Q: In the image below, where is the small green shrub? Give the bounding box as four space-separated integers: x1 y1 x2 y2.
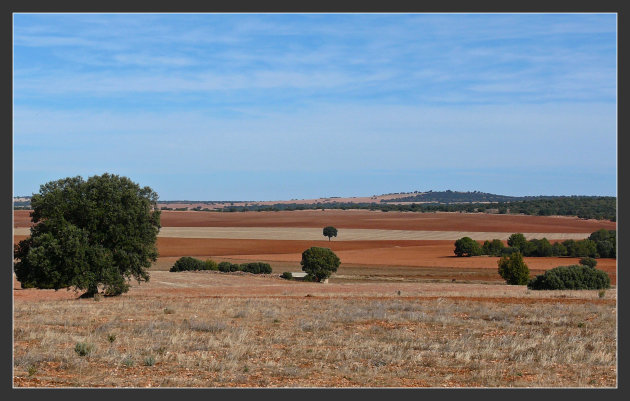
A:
203 259 219 270
107 334 117 343
497 252 530 285
218 261 240 272
579 257 598 268
122 357 134 367
74 342 93 357
143 356 156 366
527 264 611 290
170 256 206 272
238 262 272 274
280 272 293 280
27 365 37 376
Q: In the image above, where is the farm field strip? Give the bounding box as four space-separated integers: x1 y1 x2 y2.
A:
12 226 594 240
156 227 590 241
11 225 598 241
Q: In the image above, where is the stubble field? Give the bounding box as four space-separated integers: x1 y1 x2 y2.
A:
13 209 617 387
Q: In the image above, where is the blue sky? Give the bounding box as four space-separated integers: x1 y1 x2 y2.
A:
13 13 617 200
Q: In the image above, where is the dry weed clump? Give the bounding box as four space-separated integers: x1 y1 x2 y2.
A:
14 294 616 388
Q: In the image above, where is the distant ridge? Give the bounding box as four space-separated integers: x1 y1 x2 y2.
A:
380 190 559 204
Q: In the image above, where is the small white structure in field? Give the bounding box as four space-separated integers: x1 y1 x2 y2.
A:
290 272 329 283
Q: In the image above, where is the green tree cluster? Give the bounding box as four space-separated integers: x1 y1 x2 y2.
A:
14 174 161 297
476 231 616 259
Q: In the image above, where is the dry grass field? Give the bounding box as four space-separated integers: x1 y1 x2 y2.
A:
13 272 616 388
13 210 617 387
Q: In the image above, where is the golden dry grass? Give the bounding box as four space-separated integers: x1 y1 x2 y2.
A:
13 272 616 388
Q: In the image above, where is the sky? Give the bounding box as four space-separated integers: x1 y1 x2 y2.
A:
13 13 617 201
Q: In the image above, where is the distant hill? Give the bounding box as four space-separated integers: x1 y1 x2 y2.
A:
380 190 556 204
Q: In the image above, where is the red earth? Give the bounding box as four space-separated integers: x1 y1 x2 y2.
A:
13 209 616 232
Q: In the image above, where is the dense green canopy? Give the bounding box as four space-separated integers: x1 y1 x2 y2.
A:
301 247 340 282
14 173 161 297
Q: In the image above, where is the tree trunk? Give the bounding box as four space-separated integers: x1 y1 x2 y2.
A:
80 284 99 298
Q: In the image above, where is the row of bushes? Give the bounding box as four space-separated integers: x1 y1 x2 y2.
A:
169 257 217 272
454 229 616 259
169 257 272 274
497 252 611 290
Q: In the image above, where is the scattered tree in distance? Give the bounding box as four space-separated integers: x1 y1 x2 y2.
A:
323 226 338 241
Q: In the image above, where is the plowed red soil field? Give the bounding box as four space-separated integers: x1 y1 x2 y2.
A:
14 210 615 232
13 210 617 285
157 210 615 232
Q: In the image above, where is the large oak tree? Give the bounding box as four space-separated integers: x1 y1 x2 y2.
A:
14 173 161 297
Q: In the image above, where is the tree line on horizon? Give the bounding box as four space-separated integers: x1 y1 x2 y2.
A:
154 196 615 222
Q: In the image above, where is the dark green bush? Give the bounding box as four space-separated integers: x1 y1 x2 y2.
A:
525 238 553 257
481 239 504 256
588 229 616 258
170 256 206 272
561 239 598 258
552 242 567 256
497 252 530 285
507 233 527 252
500 246 520 256
239 262 272 274
453 237 482 257
527 265 611 290
579 257 598 268
280 272 293 280
74 342 93 357
218 261 241 272
203 259 219 270
301 247 340 282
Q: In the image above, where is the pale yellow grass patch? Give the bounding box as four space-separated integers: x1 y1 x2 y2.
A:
154 227 590 241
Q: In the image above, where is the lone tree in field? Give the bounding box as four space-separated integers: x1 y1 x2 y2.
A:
453 237 482 257
301 246 340 282
497 252 530 285
323 226 338 241
14 173 161 297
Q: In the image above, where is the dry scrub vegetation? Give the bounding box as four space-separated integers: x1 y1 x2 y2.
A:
14 289 616 387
